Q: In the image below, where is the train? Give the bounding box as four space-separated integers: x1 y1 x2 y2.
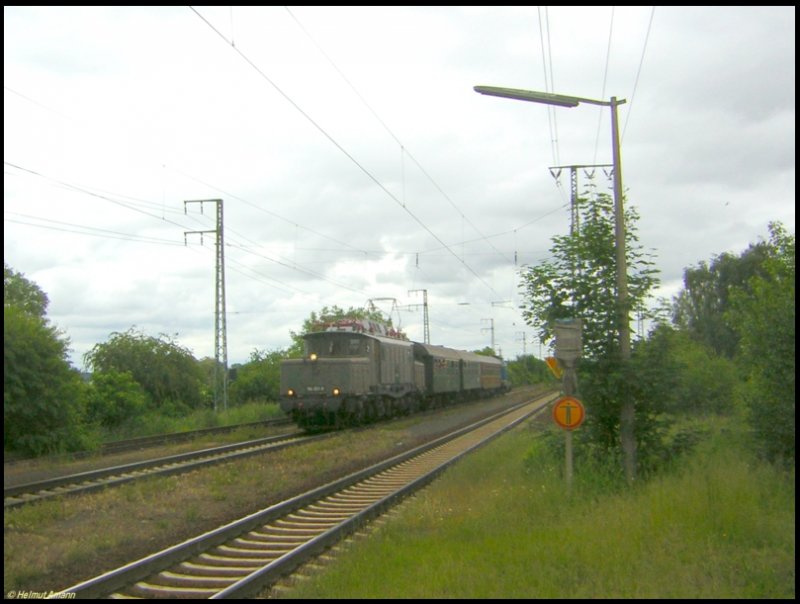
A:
280 318 509 429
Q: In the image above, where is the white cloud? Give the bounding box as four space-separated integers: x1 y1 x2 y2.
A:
4 6 794 368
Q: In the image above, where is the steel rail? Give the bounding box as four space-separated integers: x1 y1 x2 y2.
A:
3 417 293 465
98 417 293 455
49 391 558 599
4 431 322 509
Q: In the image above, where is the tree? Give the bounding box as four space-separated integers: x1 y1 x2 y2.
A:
4 265 90 455
287 305 398 357
506 354 554 387
4 262 49 318
518 190 661 481
727 222 794 464
519 192 660 359
660 327 737 416
84 327 206 414
672 243 770 357
85 370 148 428
228 348 284 405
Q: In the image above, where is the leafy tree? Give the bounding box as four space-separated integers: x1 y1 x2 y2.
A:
84 327 206 414
85 370 148 428
627 324 738 416
4 266 90 455
506 354 554 387
672 242 770 357
196 356 218 402
518 190 661 482
727 222 794 464
4 262 49 318
630 324 739 472
228 348 284 405
519 192 660 359
287 305 397 357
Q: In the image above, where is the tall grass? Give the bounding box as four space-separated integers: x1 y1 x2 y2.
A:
103 401 284 440
286 417 794 599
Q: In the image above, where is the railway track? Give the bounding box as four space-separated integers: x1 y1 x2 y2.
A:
97 418 294 456
4 417 293 465
4 430 325 510
51 391 558 599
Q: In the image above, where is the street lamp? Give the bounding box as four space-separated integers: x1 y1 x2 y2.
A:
475 85 635 480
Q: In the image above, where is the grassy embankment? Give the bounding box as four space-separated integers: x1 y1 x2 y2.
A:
100 401 285 441
286 415 795 599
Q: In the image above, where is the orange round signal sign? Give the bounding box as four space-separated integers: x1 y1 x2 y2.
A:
552 396 585 430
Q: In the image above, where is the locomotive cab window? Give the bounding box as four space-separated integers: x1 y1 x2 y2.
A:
305 334 367 358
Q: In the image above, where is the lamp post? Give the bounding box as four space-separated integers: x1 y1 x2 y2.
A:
475 85 635 482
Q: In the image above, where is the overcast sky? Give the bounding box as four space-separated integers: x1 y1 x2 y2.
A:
4 6 795 369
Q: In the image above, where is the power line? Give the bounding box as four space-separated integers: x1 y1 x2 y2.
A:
4 212 184 247
169 166 369 256
189 7 501 298
538 7 560 168
592 6 616 166
5 161 196 231
285 7 513 267
5 159 373 297
622 6 656 141
5 86 381 282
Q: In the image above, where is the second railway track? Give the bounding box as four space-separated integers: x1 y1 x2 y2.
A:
4 430 325 509
51 391 558 599
3 418 293 466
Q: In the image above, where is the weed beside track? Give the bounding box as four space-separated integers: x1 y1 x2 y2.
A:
4 389 542 595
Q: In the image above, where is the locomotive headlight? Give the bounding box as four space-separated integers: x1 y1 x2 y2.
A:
332 387 341 396
287 388 295 397
309 353 318 361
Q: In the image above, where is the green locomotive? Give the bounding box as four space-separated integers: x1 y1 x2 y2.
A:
280 319 508 428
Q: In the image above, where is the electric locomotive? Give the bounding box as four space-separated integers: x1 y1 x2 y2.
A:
280 318 508 429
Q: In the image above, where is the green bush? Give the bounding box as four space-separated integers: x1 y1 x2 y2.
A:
727 223 794 465
4 306 92 455
85 370 148 428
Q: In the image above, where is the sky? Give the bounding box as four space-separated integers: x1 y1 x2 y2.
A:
4 6 795 370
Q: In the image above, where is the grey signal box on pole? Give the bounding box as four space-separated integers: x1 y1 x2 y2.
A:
554 319 582 362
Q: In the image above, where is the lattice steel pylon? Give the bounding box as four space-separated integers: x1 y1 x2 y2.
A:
548 163 613 235
184 199 228 412
408 289 430 344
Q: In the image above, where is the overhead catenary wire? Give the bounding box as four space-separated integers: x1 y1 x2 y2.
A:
7 9 594 302
5 79 382 296
4 84 380 271
285 7 514 267
4 160 371 298
190 6 501 299
622 6 656 141
4 161 204 232
4 212 185 247
592 6 616 166
5 8 662 361
5 156 552 273
538 6 561 169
